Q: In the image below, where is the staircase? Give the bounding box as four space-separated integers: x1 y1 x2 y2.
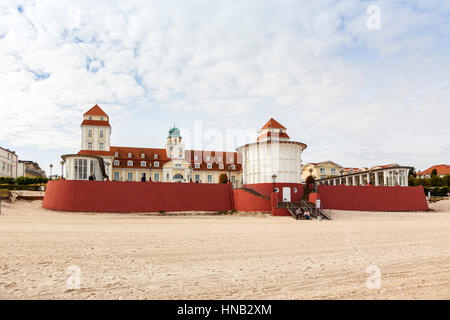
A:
240 187 270 200
284 200 331 220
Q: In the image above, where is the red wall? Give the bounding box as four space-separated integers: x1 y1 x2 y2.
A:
317 185 429 211
244 183 304 202
43 180 233 213
232 189 272 212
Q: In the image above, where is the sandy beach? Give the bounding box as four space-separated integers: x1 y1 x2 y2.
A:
0 200 449 300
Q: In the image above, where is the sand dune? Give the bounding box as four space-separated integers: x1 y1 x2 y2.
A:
0 200 449 300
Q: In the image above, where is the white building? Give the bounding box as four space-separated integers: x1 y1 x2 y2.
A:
237 118 307 184
0 146 18 178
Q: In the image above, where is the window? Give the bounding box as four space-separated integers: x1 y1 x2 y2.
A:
207 175 212 183
88 130 92 138
175 163 181 167
74 159 88 180
194 155 198 161
113 172 119 181
229 156 234 163
127 160 133 166
128 153 132 158
231 175 235 182
195 163 200 169
114 160 119 166
154 154 158 159
154 161 159 167
331 168 336 174
88 142 93 150
230 165 235 170
114 152 118 157
320 168 326 174
100 117 104 121
206 156 210 161
207 163 212 169
195 174 200 182
90 160 95 176
100 130 104 138
99 142 104 150
127 172 133 181
154 172 160 182
89 116 92 120
141 161 146 167
219 164 224 169
141 153 145 158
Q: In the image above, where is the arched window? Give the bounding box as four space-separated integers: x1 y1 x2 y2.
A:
173 174 184 180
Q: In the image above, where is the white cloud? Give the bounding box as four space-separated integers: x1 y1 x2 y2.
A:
0 0 449 172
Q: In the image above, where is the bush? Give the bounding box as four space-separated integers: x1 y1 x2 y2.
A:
0 177 15 184
219 173 228 184
15 176 48 185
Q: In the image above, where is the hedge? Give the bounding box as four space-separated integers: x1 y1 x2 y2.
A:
0 184 44 191
0 176 48 185
424 186 449 197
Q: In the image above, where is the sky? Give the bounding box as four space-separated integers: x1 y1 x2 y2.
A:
0 0 449 176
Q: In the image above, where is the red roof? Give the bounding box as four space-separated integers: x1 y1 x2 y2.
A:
77 147 242 171
84 105 108 117
420 164 450 176
257 131 290 141
81 120 111 127
261 118 286 130
78 150 115 156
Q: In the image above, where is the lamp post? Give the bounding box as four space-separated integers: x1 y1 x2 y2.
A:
339 169 344 185
228 165 233 185
149 163 152 182
105 162 110 181
189 164 193 182
49 163 53 180
60 160 65 179
272 174 277 192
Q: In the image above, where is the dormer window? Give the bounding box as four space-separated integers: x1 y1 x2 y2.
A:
128 153 132 158
154 161 159 167
89 116 92 120
230 165 236 170
127 160 133 166
141 161 146 167
114 152 118 157
207 163 212 169
114 160 119 166
219 164 224 169
194 155 198 161
195 163 200 169
154 154 158 159
100 117 104 121
141 153 145 158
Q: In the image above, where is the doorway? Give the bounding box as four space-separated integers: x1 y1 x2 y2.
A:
282 187 291 202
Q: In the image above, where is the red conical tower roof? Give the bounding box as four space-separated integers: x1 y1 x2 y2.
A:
261 118 286 130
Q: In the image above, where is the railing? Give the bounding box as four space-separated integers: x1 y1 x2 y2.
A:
283 200 331 220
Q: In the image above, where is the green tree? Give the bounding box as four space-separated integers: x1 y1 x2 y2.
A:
431 168 438 177
408 167 416 177
219 173 228 184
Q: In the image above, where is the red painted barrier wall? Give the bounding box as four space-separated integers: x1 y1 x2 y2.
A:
232 189 272 212
43 180 232 213
317 185 429 211
244 183 304 202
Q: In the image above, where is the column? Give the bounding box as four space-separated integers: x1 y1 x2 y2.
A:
367 173 370 185
345 176 349 185
352 175 356 186
359 174 363 185
383 170 387 186
375 172 379 186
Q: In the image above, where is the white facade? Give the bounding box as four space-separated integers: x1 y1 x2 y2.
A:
238 141 306 184
0 147 18 178
64 156 105 181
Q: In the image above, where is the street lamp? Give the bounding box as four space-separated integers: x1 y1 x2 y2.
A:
49 163 53 180
149 163 152 182
272 174 277 192
60 160 65 179
189 164 193 182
